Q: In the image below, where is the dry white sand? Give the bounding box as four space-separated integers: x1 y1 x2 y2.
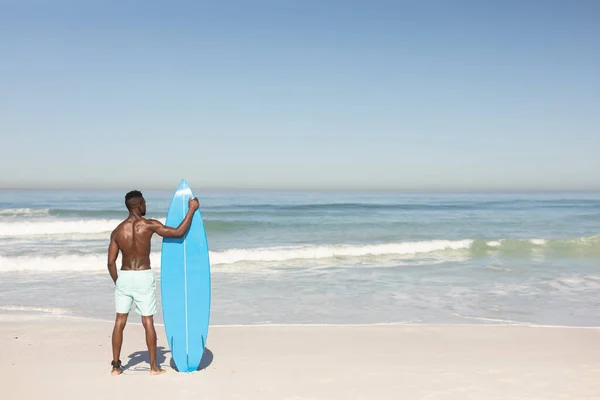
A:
2 317 600 399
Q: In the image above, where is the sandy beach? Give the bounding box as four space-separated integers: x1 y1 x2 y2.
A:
3 317 600 400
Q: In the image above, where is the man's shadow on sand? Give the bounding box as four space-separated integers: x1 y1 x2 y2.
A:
123 346 214 372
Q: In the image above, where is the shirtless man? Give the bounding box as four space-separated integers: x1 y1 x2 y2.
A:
107 190 199 376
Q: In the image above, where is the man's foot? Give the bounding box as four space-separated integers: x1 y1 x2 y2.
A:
150 367 166 375
111 360 122 376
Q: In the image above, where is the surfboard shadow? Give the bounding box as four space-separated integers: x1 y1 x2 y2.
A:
123 345 213 372
169 348 214 372
122 346 170 372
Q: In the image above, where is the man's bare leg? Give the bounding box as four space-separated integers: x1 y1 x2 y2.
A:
111 313 128 375
141 315 165 375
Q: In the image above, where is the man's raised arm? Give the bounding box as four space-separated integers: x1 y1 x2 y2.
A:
149 197 200 238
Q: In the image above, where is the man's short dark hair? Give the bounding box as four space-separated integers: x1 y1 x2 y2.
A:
125 190 143 210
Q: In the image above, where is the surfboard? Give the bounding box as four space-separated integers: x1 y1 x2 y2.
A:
160 179 211 373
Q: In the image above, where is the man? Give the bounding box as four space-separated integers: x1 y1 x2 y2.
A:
107 190 199 376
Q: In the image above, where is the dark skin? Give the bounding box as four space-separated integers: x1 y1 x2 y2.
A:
108 195 199 376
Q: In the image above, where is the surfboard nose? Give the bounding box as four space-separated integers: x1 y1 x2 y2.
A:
176 179 192 195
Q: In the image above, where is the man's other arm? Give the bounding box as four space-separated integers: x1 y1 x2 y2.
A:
107 231 119 284
149 197 200 238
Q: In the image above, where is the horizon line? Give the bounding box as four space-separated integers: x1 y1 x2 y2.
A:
1 185 600 194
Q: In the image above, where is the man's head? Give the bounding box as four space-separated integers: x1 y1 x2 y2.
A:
125 190 146 216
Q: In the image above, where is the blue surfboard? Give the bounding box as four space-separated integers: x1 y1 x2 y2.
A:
160 179 211 373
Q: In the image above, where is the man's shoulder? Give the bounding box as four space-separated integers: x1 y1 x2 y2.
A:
141 218 164 230
110 220 127 238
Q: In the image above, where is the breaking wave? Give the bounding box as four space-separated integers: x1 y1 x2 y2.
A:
0 236 598 272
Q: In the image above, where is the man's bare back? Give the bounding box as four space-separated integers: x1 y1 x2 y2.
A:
110 218 157 271
107 190 199 376
107 194 199 282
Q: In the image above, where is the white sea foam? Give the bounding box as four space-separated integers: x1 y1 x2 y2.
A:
0 208 50 216
488 265 513 272
545 276 600 293
0 254 126 272
211 240 473 264
0 305 70 315
0 240 473 272
452 313 530 325
0 218 166 237
530 239 547 245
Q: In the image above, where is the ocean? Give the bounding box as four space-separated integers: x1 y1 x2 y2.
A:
0 189 599 326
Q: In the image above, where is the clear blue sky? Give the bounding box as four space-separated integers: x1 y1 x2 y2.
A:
1 0 598 190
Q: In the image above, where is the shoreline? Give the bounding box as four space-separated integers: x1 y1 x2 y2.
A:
2 309 600 329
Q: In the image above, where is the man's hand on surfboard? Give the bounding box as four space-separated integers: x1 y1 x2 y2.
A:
189 197 200 212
